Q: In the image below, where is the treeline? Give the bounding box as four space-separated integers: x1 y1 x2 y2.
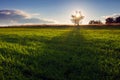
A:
106 16 120 24
89 15 120 24
89 20 103 24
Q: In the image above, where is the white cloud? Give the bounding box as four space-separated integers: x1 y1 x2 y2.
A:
0 9 56 26
103 13 120 19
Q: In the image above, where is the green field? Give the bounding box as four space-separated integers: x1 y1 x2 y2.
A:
0 26 120 80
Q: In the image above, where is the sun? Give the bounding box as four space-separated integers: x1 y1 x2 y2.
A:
71 11 84 25
76 13 80 18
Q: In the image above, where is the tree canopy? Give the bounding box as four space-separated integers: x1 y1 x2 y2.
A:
71 11 84 25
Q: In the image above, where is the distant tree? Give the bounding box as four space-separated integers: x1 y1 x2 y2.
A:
89 20 102 24
105 17 114 24
89 20 94 24
115 16 120 23
71 11 84 25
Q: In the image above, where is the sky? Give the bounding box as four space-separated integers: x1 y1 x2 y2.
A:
0 0 120 25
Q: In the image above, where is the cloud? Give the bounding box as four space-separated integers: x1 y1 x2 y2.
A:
0 9 56 25
103 13 120 19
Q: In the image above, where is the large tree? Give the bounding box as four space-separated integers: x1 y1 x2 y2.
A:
71 11 84 25
115 16 120 23
106 17 114 24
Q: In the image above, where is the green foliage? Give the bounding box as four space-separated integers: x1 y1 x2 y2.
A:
0 27 120 80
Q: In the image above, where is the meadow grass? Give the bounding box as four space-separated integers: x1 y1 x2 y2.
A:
0 26 120 80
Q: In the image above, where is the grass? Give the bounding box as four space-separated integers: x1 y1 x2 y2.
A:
0 26 120 80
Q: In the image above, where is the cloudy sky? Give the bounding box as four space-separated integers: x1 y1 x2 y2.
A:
0 0 120 25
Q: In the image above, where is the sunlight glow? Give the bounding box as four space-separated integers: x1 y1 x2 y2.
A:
76 13 80 18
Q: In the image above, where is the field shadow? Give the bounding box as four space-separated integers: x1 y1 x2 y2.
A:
38 27 120 80
33 27 102 80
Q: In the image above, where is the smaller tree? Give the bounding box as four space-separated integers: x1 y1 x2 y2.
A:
89 20 94 24
89 20 102 24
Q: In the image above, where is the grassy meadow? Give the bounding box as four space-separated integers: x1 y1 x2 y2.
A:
0 26 120 80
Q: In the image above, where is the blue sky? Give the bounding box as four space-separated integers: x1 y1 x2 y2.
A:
0 0 120 25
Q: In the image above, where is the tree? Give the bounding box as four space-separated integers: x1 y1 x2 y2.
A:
71 11 84 25
89 20 94 24
115 16 120 23
89 20 103 24
105 17 114 24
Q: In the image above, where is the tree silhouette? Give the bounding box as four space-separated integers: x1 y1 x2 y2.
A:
71 11 84 25
106 17 114 24
89 20 102 24
115 16 120 23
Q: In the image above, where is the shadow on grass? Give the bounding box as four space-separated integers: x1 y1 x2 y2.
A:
0 27 120 80
37 27 103 80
